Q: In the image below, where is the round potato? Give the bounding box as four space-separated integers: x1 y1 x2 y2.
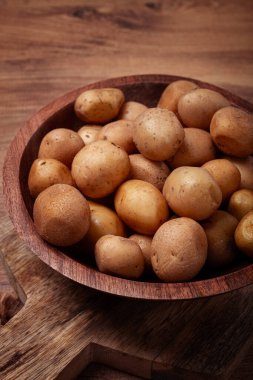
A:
133 108 185 161
118 101 147 120
74 88 125 123
129 234 153 272
115 179 169 235
129 154 170 191
225 156 253 190
228 189 253 221
151 217 207 282
33 184 90 246
38 128 84 168
95 235 144 279
71 140 130 198
234 211 253 258
163 166 222 220
178 89 230 130
210 106 253 157
98 120 136 154
78 125 102 145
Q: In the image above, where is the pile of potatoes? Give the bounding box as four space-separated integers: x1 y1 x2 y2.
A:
28 81 253 282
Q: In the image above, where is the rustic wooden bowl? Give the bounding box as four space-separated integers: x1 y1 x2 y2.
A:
3 74 253 300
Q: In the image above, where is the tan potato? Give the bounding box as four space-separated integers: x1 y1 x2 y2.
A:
129 234 153 272
95 235 144 279
33 184 90 246
158 80 199 113
115 179 169 235
77 125 102 145
38 128 84 168
28 158 75 198
151 217 207 282
98 120 136 154
74 88 125 123
225 156 253 190
234 211 253 258
133 108 185 161
228 189 253 221
169 128 216 168
201 211 238 268
202 159 241 201
129 154 170 191
178 89 230 130
71 140 130 198
118 101 147 120
210 106 253 157
163 166 222 220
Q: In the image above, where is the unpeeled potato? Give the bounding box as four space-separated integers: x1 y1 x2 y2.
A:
78 125 102 145
118 101 147 120
225 156 253 191
235 211 253 258
98 119 136 154
228 189 253 221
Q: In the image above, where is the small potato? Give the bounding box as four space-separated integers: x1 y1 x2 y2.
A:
95 235 144 279
33 184 90 246
74 88 125 123
178 89 230 130
129 154 170 191
28 158 75 198
158 80 199 113
228 189 253 221
71 140 130 198
202 159 241 201
129 234 153 272
225 156 253 190
118 101 147 120
98 120 136 154
38 128 84 168
78 125 102 145
163 166 222 220
151 218 207 282
115 179 169 235
133 108 185 161
210 106 253 157
201 211 238 268
235 211 253 258
169 128 216 168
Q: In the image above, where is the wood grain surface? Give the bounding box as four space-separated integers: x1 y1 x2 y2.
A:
0 0 253 379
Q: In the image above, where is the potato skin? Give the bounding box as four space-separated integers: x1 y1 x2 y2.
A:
118 101 147 120
234 211 253 257
129 234 153 272
228 189 253 221
78 125 102 145
98 120 136 154
225 156 253 190
74 88 125 123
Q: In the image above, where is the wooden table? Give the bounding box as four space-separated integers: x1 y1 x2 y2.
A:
1 1 253 379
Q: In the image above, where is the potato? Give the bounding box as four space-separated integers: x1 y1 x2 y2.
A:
202 159 241 201
163 166 222 220
158 80 199 113
115 179 169 235
33 184 90 246
234 211 253 258
129 154 170 191
28 158 75 198
228 189 253 221
178 89 230 130
225 156 253 190
98 120 136 154
210 106 253 157
78 125 102 145
201 211 238 268
71 140 130 198
133 108 185 161
74 88 125 123
95 235 144 279
118 101 147 120
38 128 84 168
169 128 216 168
151 217 207 282
129 234 153 272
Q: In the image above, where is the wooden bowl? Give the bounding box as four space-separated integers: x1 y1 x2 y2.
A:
3 74 253 300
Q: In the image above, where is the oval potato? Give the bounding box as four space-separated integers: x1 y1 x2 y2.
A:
78 125 102 145
98 119 136 154
118 101 147 120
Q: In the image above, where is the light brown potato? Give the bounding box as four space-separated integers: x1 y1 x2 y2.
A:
158 80 199 113
115 179 169 235
133 108 185 161
169 128 216 168
74 88 125 123
228 189 253 221
234 211 253 258
178 89 230 130
33 184 90 246
72 140 130 199
202 159 241 201
210 106 253 157
201 211 238 268
28 158 75 198
98 120 136 154
38 128 84 168
78 125 102 145
151 217 207 282
129 154 170 191
225 156 253 190
163 166 222 220
118 101 147 120
129 234 153 272
95 235 144 279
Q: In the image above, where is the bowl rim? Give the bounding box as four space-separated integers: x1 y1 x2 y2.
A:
3 74 253 300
